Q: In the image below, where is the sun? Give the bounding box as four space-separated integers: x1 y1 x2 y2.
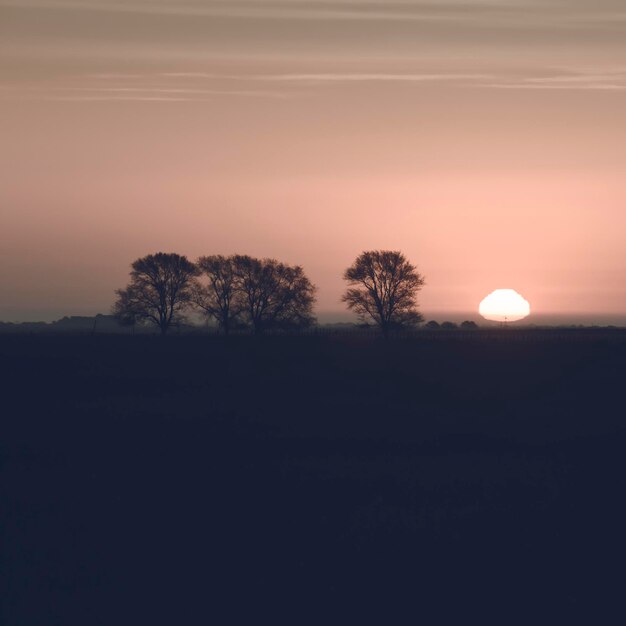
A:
479 289 530 323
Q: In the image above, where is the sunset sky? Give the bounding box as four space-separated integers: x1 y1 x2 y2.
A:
1 0 626 322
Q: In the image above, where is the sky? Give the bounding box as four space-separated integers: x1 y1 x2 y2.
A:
1 0 626 322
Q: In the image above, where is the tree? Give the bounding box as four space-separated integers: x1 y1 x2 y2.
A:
113 252 199 335
441 321 458 330
460 320 478 330
193 255 242 335
425 320 440 330
342 250 425 337
232 255 316 334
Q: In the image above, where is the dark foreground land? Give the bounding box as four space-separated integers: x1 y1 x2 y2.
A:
2 330 626 623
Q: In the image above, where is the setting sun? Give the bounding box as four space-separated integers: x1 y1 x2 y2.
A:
479 289 530 323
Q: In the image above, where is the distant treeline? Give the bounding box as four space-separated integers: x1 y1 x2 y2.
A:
3 318 626 343
113 250 427 336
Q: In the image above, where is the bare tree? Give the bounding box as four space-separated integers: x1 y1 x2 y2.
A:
193 255 242 335
113 252 199 335
342 250 425 337
232 255 316 334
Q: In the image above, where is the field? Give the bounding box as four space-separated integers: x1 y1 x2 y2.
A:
3 331 626 622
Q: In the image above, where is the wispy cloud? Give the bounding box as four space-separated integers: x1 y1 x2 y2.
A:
88 71 494 85
247 73 493 82
61 86 288 97
487 70 626 91
3 0 626 26
0 83 290 102
489 83 626 91
142 68 626 91
41 96 195 102
4 67 626 103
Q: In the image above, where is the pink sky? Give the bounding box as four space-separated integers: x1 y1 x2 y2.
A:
1 1 626 322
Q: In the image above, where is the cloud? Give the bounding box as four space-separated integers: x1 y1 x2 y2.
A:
135 68 626 91
0 82 290 102
41 95 196 102
3 0 625 78
4 66 626 104
3 0 626 26
485 69 626 90
84 71 491 83
247 72 493 82
63 86 287 96
489 83 626 90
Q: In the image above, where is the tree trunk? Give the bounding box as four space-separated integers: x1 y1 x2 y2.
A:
381 321 390 340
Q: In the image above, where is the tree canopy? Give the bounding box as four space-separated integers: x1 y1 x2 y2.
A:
342 250 425 336
113 252 199 335
193 255 242 335
232 255 316 334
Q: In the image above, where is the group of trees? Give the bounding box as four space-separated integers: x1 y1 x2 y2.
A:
113 250 426 336
194 255 316 335
114 253 316 335
425 320 478 330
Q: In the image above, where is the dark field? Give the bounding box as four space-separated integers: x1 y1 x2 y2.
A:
3 331 626 623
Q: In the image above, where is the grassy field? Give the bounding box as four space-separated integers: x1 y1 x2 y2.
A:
3 331 626 622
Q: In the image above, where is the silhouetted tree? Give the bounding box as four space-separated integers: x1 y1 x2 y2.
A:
114 307 138 335
193 255 242 335
460 320 478 330
342 250 425 337
113 252 199 335
441 321 458 330
232 255 316 334
425 320 440 330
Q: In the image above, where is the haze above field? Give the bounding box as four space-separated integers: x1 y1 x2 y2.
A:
1 0 626 322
